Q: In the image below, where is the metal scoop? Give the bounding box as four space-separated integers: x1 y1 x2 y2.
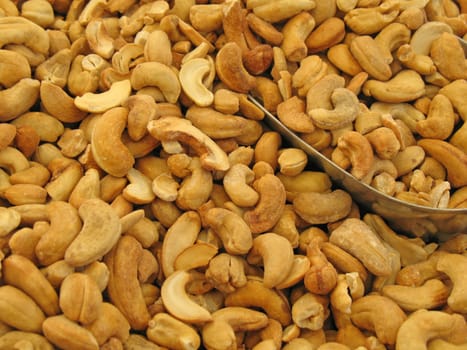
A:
248 95 467 240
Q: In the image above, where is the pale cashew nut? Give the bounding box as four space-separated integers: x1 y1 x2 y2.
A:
179 58 214 107
329 218 392 276
223 163 259 207
374 22 411 63
147 116 230 172
248 0 316 23
161 210 201 277
202 306 269 350
161 269 213 324
85 19 114 59
292 292 329 331
112 43 144 75
247 233 294 288
0 16 49 54
410 21 453 55
381 279 450 312
308 88 360 130
64 198 122 267
130 61 181 104
396 309 467 350
0 49 31 88
0 78 40 122
74 79 132 113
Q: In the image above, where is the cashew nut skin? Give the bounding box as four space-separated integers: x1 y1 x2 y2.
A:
91 106 135 178
64 198 122 267
395 309 467 350
131 61 181 104
161 269 213 324
247 233 294 288
243 173 286 234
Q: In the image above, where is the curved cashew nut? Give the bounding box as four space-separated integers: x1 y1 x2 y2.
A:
281 11 316 62
243 174 286 234
374 22 412 64
40 82 87 123
202 306 269 350
223 163 259 207
436 253 467 313
161 210 201 277
74 79 132 113
247 233 294 288
130 61 181 104
308 88 360 130
0 49 31 88
91 106 134 177
224 277 292 326
0 78 40 122
179 58 214 107
292 292 329 330
0 207 21 237
418 139 467 188
176 157 213 210
396 309 466 349
85 302 130 345
0 16 49 55
351 295 406 345
147 116 230 172
204 207 253 255
112 43 144 75
215 42 256 93
410 21 453 55
337 131 374 180
161 270 213 324
64 198 122 267
0 147 30 174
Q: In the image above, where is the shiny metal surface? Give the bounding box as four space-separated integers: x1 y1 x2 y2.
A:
248 95 467 240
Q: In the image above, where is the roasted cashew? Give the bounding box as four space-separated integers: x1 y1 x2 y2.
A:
161 270 213 324
64 198 121 267
202 307 269 350
247 233 294 288
436 253 467 313
74 79 132 113
223 163 259 207
309 88 360 130
147 117 230 172
396 309 467 350
0 16 49 54
0 78 40 122
179 57 214 107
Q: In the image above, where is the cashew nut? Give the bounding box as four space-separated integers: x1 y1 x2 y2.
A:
179 57 214 107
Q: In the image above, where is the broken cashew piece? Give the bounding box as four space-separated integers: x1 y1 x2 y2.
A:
161 270 212 324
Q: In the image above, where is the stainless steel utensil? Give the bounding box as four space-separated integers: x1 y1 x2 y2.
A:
248 95 467 240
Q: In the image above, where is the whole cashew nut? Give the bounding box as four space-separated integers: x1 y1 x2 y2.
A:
179 57 214 107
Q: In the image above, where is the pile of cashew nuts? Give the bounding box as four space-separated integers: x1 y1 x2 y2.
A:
0 0 467 349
